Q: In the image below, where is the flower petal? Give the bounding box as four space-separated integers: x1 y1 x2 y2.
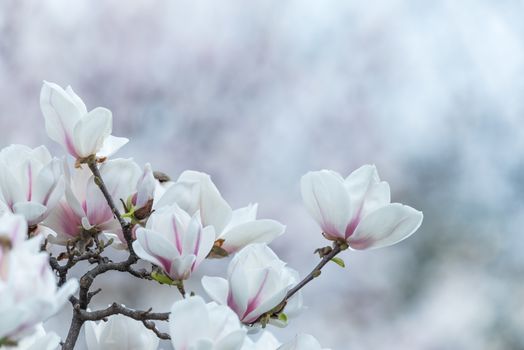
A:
344 164 390 218
301 170 350 239
40 81 82 157
202 276 229 305
73 107 112 158
349 203 423 250
220 219 285 254
97 135 129 159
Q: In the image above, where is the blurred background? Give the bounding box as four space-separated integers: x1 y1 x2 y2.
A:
1 1 523 349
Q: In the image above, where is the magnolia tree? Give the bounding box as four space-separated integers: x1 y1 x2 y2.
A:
0 81 423 350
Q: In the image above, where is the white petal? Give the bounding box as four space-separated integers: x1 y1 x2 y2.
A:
12 202 47 226
278 333 325 350
170 296 210 350
202 276 229 305
65 86 88 114
300 170 350 239
97 136 129 159
350 203 423 250
197 173 232 233
215 329 246 350
154 180 200 211
40 81 82 157
220 220 285 254
73 107 112 158
84 321 102 350
344 164 390 218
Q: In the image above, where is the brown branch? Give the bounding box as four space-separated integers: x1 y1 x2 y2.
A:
253 240 346 325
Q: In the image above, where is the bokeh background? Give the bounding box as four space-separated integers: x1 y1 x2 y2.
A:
1 1 523 349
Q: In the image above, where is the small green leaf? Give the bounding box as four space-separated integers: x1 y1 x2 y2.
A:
151 271 175 285
278 313 288 323
331 257 345 268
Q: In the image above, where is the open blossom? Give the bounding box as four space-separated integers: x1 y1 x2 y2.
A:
0 233 78 340
156 171 285 255
169 295 246 350
85 314 159 350
301 165 423 249
278 334 330 350
132 204 215 280
40 81 128 159
0 145 64 226
5 324 60 350
44 159 141 245
202 243 300 324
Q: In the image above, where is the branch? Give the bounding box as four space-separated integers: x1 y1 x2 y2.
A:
78 303 169 322
254 240 345 324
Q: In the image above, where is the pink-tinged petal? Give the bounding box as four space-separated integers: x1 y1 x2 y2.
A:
171 255 196 280
73 107 112 158
202 276 229 305
134 228 179 274
349 203 423 250
243 269 291 323
220 219 285 254
135 163 155 208
97 135 129 158
192 225 215 269
40 82 82 158
344 164 390 224
12 202 47 226
43 200 82 243
32 159 64 207
301 170 350 239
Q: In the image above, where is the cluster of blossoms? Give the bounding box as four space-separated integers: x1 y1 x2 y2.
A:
0 81 423 350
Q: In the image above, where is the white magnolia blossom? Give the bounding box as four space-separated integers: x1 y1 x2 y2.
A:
85 314 159 350
133 204 215 280
278 334 330 350
40 81 128 159
202 243 301 324
44 159 141 245
301 165 423 249
0 145 64 226
241 331 281 350
0 233 78 339
169 295 246 350
156 170 285 255
5 324 60 350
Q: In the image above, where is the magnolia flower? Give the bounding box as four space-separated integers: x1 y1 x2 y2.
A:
44 159 141 245
169 295 246 350
85 314 159 350
241 332 281 350
5 325 60 350
0 145 64 226
156 171 285 255
132 204 215 280
301 165 423 249
0 235 78 339
278 334 330 350
202 243 300 324
40 81 128 159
